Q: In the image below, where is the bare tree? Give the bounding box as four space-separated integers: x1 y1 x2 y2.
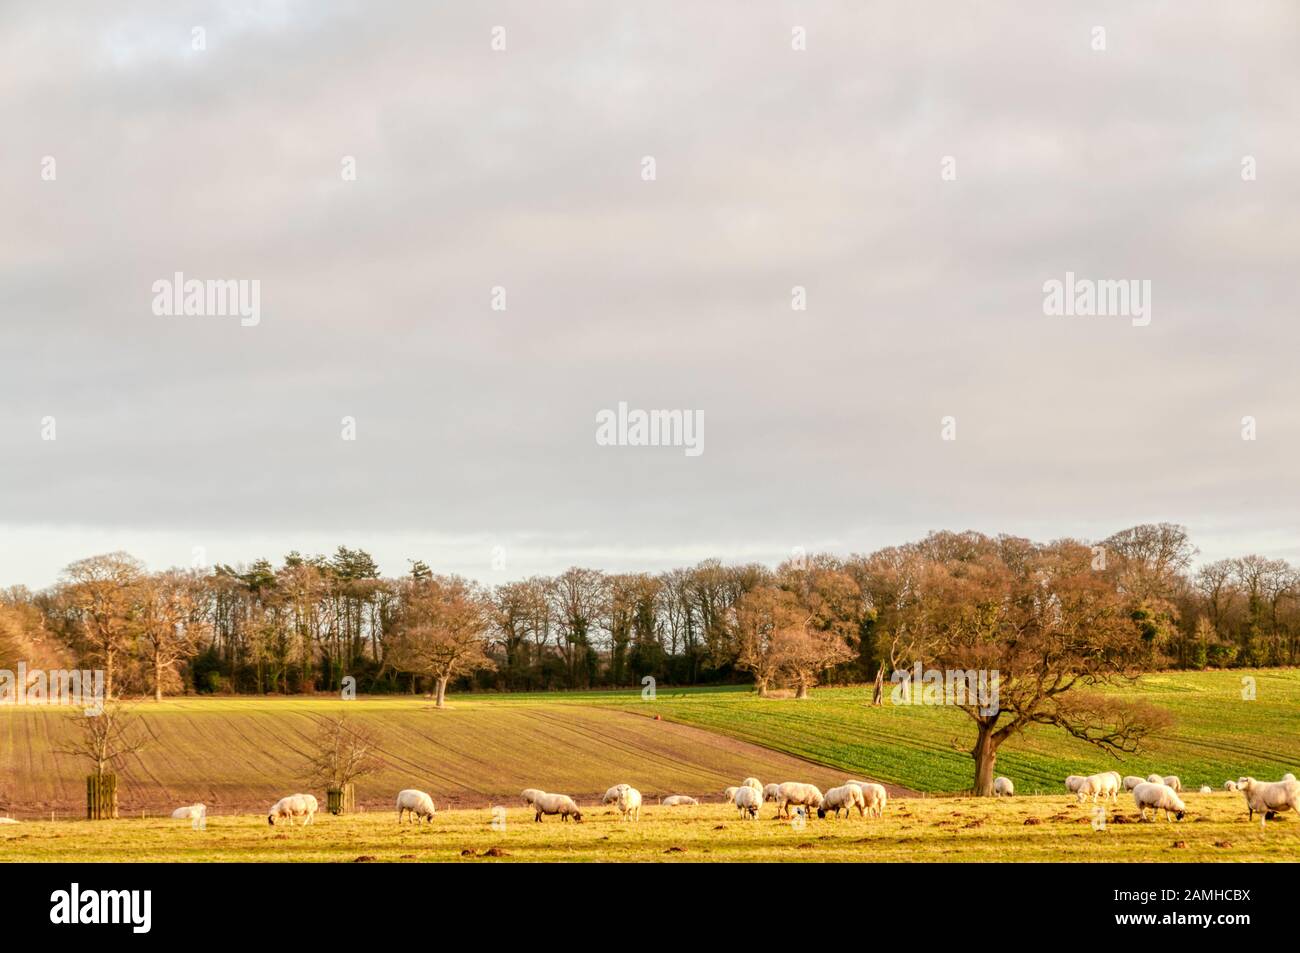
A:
137 570 208 701
60 553 144 698
389 575 496 708
301 713 384 791
56 704 149 778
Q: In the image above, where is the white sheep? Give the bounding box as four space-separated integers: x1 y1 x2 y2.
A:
1076 772 1120 803
1161 775 1182 792
723 786 740 803
1236 776 1300 824
602 783 630 807
993 777 1014 797
268 793 317 827
741 777 763 796
1198 785 1212 794
1224 780 1239 792
844 780 888 817
0 817 19 825
762 783 782 804
532 791 583 823
614 786 642 821
396 789 436 824
1146 773 1163 784
733 786 762 819
1132 782 1186 822
521 788 545 806
775 781 824 819
170 803 206 822
818 784 866 818
1283 773 1297 783
659 795 698 807
1065 775 1085 794
1122 775 1145 792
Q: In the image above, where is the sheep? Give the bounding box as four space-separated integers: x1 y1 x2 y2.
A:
659 795 698 807
844 780 888 817
733 785 762 819
170 803 206 822
268 793 317 827
1161 775 1182 793
602 783 630 807
0 817 19 825
741 777 763 796
723 786 740 803
993 777 1014 797
1235 776 1300 824
1132 782 1186 822
396 789 436 824
762 783 782 804
613 786 642 821
532 791 583 823
1198 785 1213 794
1146 773 1163 784
774 781 824 819
1064 775 1085 794
1283 773 1297 783
818 784 866 819
1076 772 1120 803
1122 776 1145 792
1224 780 1239 792
521 788 545 807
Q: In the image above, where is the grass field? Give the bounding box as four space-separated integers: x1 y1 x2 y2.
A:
2 794 1295 862
2 669 1298 864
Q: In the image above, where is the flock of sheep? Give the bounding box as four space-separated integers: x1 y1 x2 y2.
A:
1061 770 1300 825
46 769 1297 832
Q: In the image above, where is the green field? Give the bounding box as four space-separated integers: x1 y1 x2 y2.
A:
2 794 1295 863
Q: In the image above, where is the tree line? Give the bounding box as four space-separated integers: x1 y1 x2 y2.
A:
1 524 1297 707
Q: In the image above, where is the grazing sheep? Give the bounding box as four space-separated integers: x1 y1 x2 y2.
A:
1065 775 1085 794
1161 775 1182 793
1146 773 1163 784
602 783 630 807
521 788 545 807
1224 780 1239 792
0 818 19 825
659 795 698 807
993 777 1014 797
396 789 436 824
762 783 782 804
741 777 763 796
775 781 824 819
268 794 317 827
1122 776 1145 791
613 786 642 821
532 791 583 823
723 786 740 803
1076 772 1120 803
170 804 206 822
1198 785 1213 794
733 786 762 819
818 784 866 819
1236 776 1300 824
845 780 888 817
1283 773 1297 783
1133 782 1186 822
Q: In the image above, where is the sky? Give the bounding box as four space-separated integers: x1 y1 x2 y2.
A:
2 1 1297 589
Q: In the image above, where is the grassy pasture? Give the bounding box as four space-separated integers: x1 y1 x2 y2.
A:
1 793 1295 862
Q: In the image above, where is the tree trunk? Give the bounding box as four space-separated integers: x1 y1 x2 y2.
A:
104 648 115 700
435 676 448 709
971 723 999 796
871 662 886 706
154 654 164 702
795 679 809 700
87 773 118 820
755 678 768 697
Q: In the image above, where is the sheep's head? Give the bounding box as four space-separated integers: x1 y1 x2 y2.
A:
1237 776 1255 790
816 807 827 819
571 809 583 823
1174 809 1186 821
267 814 275 827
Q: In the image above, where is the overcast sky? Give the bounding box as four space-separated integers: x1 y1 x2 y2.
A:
2 1 1297 589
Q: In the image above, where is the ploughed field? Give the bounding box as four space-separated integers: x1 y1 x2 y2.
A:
2 793 1296 862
